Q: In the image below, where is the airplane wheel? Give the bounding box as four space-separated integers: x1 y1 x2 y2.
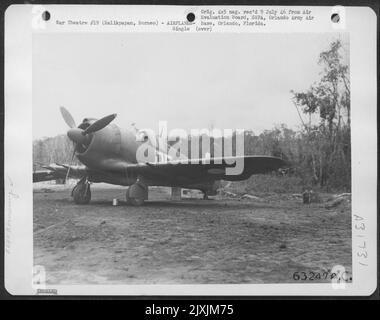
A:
127 197 145 206
72 182 91 204
126 183 147 206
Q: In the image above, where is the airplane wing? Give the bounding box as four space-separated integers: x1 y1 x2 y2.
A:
33 170 62 183
126 155 287 182
33 164 87 182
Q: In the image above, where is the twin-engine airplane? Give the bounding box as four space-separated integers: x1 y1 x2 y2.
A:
33 107 287 206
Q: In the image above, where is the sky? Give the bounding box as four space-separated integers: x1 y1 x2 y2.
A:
32 32 348 139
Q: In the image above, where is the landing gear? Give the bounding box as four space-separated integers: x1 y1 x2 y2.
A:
72 178 91 204
126 182 148 206
201 190 208 200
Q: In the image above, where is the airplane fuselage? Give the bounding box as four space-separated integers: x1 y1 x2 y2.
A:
75 123 220 193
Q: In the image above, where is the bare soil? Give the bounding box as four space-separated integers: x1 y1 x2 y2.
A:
33 185 352 284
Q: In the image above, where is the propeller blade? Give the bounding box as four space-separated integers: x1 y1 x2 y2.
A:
83 113 117 135
64 144 77 184
60 106 76 128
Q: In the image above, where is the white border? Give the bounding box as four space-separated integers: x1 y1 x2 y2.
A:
4 5 377 296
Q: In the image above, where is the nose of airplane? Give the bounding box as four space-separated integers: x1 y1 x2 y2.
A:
67 128 89 145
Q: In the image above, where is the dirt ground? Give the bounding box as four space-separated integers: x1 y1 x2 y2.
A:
34 184 352 284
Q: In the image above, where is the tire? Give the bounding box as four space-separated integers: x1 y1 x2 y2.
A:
128 197 145 206
126 184 147 206
72 183 91 204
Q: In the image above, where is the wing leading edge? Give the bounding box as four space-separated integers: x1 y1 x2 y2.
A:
33 164 87 182
124 155 288 182
34 156 287 184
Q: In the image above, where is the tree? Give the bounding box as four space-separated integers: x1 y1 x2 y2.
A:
33 134 79 168
291 39 350 190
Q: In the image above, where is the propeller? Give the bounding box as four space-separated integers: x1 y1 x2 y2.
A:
59 106 117 183
64 147 76 183
60 106 76 128
60 106 117 144
83 113 117 135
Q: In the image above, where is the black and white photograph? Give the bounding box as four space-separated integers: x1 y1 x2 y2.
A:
32 33 354 285
4 5 377 296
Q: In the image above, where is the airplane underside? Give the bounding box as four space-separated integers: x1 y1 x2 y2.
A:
71 174 219 206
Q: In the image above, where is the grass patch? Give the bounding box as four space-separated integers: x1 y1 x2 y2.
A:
225 174 305 195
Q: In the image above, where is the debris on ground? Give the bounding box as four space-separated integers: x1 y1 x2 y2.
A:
325 193 351 209
218 190 238 198
327 193 352 201
241 194 264 201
